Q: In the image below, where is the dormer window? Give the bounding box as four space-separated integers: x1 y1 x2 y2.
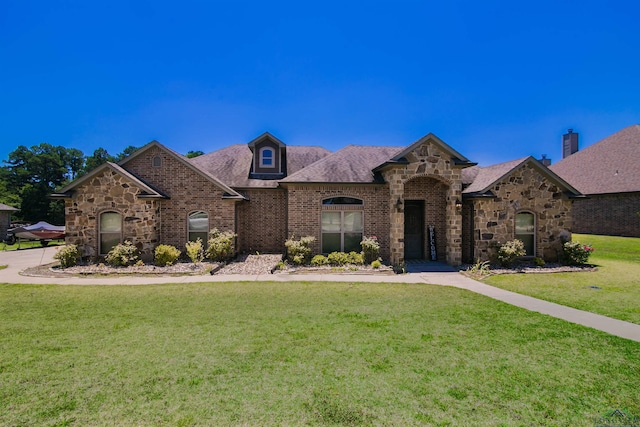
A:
260 147 274 168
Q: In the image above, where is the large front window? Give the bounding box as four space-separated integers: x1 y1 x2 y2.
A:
321 197 363 253
515 212 535 256
188 211 209 243
100 211 122 255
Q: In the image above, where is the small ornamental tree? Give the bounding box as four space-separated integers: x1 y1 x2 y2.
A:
562 241 594 265
206 228 237 262
496 239 526 267
284 235 315 265
360 236 380 264
185 238 205 263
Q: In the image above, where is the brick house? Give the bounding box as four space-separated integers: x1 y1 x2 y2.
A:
53 132 581 265
550 125 640 237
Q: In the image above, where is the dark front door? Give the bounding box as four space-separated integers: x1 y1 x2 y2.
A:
404 201 424 259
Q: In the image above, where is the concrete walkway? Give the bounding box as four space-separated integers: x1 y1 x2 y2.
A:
2 247 640 342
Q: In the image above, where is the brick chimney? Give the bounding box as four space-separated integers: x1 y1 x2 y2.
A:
562 129 579 158
538 154 551 166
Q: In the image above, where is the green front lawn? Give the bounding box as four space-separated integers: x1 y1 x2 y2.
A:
485 234 640 324
0 239 64 251
1 282 638 426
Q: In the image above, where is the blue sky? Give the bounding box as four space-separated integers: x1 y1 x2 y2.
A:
1 0 639 166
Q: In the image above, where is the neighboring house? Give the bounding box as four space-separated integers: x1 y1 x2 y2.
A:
0 203 19 241
550 125 640 237
53 132 581 265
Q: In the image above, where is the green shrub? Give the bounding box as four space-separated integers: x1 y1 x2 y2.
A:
154 244 181 266
105 241 140 267
360 236 380 264
562 241 594 265
274 261 287 270
327 251 349 266
371 259 382 269
496 239 526 267
284 235 315 265
532 257 545 267
206 228 237 262
347 251 364 265
185 238 204 263
311 254 328 266
54 244 80 268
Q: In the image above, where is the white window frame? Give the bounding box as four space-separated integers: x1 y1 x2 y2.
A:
187 211 209 243
99 211 122 255
515 211 536 256
320 197 364 254
259 147 275 168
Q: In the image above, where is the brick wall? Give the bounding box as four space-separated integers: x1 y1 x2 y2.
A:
124 146 237 249
286 184 391 261
572 193 640 237
236 188 287 253
471 163 573 262
404 177 448 260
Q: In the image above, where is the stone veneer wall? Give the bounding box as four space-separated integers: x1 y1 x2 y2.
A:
236 188 288 253
461 201 474 264
471 163 572 262
123 146 237 249
381 140 464 265
64 169 159 259
572 193 640 237
286 184 390 261
403 177 448 260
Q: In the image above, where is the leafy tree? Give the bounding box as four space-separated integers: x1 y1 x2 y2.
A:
3 143 82 224
115 145 139 162
83 147 115 174
186 150 204 158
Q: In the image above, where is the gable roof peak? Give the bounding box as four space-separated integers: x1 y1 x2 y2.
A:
247 132 286 149
390 132 472 164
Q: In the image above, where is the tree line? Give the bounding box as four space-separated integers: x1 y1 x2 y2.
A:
0 143 204 226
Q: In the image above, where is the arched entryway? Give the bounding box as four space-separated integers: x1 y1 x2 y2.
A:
403 177 448 261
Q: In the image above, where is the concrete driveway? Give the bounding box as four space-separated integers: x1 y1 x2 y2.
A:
2 247 640 342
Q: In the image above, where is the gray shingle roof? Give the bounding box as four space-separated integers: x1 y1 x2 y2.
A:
190 145 331 188
280 145 402 183
0 203 19 211
549 124 640 194
462 157 581 197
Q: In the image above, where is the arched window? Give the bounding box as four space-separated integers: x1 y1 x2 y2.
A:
321 197 364 253
515 212 535 256
152 155 162 168
100 211 122 255
188 211 209 243
260 147 274 167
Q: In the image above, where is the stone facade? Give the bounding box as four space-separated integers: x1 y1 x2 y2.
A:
286 184 391 261
381 140 464 265
469 163 572 262
64 168 160 260
236 188 288 253
571 193 640 237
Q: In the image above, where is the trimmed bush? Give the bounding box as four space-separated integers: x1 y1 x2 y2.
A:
371 259 382 269
185 238 204 263
562 241 594 265
533 257 545 267
496 239 526 267
311 254 328 266
155 244 181 266
327 251 349 266
54 244 80 268
360 236 380 264
207 228 237 262
347 251 364 265
284 235 315 265
106 241 140 267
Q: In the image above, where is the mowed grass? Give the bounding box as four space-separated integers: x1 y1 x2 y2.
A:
0 239 64 251
485 234 640 324
1 282 639 426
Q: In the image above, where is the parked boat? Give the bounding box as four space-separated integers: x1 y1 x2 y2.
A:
6 221 65 245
